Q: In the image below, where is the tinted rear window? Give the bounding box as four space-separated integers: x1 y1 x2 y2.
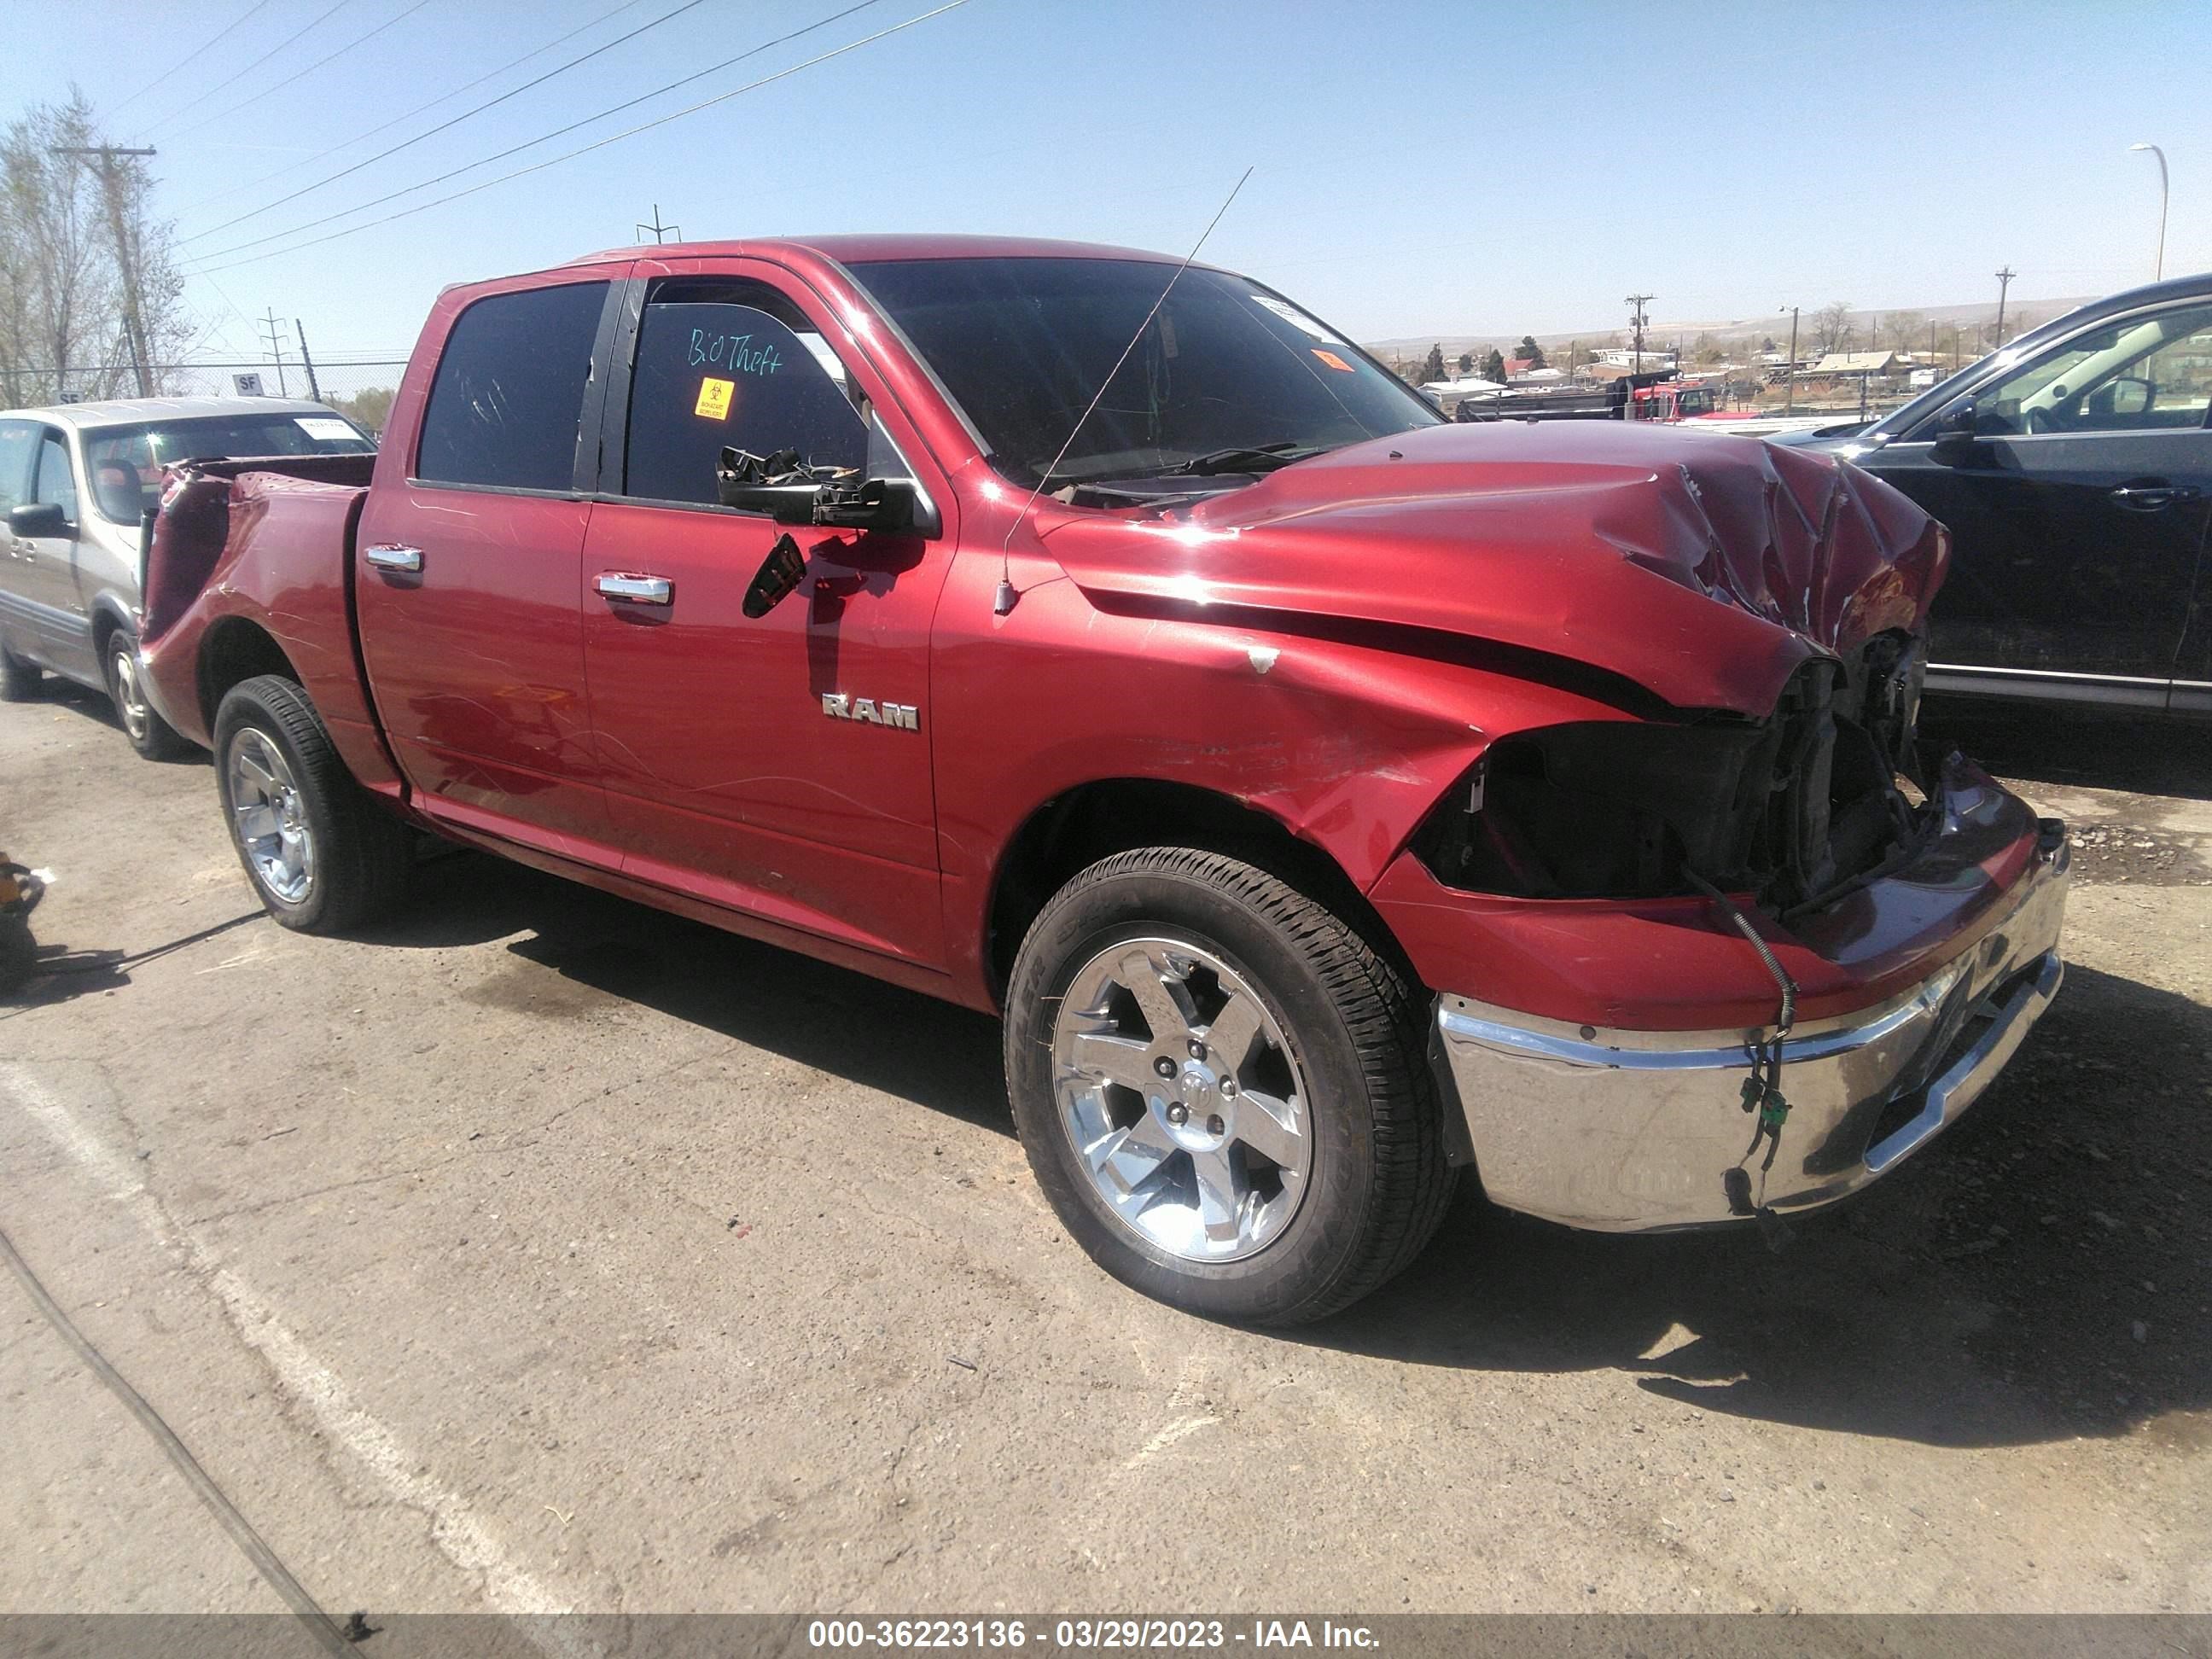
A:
416 282 608 491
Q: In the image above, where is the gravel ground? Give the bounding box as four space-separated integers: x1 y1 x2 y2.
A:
1 680 2206 1624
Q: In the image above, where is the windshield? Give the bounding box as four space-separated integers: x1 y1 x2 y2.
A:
80 410 373 524
846 257 1441 487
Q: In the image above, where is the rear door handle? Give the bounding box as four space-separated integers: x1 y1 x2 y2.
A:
365 543 423 572
2110 482 2201 512
595 572 672 605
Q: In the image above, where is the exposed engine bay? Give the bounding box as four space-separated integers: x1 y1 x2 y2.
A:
1416 630 1934 915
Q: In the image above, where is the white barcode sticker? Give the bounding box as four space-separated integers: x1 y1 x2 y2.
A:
294 417 356 439
1254 296 1337 341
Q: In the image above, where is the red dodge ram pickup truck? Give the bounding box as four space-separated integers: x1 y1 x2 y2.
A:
138 236 2069 1324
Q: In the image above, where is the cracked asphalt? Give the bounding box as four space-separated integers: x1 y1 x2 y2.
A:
2 680 2208 1621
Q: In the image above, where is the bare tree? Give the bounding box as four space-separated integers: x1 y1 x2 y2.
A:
1813 300 1854 357
1884 309 1926 357
0 89 190 405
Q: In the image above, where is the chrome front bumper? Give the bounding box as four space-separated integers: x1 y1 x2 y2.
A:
1434 838 2069 1231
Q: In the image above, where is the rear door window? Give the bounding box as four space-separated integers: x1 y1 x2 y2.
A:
416 282 608 492
620 282 870 507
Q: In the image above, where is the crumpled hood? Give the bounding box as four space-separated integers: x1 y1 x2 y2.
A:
1043 421 1948 715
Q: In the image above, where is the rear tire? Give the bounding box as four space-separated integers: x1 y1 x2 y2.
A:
1004 847 1452 1326
213 674 410 933
105 629 189 760
0 646 38 702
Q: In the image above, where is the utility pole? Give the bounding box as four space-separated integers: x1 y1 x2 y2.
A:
636 203 682 243
295 320 322 402
259 309 291 398
1993 267 2016 351
2129 143 2168 281
50 143 158 396
1626 294 1653 376
1780 306 1799 412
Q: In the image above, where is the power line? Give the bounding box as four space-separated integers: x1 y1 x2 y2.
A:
166 0 437 143
171 0 650 222
108 0 272 114
180 0 711 246
191 0 969 276
188 0 895 267
139 1 355 137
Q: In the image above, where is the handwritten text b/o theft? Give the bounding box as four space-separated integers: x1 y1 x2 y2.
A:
690 328 782 375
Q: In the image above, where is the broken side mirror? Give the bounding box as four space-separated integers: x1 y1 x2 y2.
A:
1928 396 1980 466
811 476 921 534
716 447 928 535
718 446 828 524
741 533 807 619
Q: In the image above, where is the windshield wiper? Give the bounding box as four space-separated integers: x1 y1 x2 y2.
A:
1160 441 1325 476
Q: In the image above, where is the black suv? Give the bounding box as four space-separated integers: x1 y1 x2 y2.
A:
1791 274 2211 717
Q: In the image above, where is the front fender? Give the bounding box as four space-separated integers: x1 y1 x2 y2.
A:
932 546 1640 1006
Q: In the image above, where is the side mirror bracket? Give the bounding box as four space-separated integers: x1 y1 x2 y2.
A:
1928 396 1982 466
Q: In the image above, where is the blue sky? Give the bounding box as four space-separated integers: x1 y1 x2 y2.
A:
9 0 2207 361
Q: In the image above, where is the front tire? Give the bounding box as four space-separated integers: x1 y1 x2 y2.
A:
1004 847 1451 1326
105 630 189 760
213 675 410 933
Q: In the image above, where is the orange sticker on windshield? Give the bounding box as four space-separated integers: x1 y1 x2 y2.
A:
695 376 735 419
1312 349 1353 372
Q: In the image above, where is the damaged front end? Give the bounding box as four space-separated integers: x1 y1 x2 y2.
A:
1387 632 2070 1233
1413 631 1931 917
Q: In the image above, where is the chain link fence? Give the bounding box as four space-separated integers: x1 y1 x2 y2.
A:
6 359 408 437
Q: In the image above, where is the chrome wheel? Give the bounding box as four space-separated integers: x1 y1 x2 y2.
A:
110 643 149 743
228 729 315 905
1051 937 1313 1263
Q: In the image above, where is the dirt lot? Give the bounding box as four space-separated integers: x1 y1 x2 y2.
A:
2 680 2208 1622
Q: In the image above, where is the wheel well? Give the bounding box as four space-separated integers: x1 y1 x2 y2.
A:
90 602 131 659
198 620 298 731
983 779 1410 1007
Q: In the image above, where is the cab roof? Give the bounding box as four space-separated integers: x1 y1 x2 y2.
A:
558 233 1186 271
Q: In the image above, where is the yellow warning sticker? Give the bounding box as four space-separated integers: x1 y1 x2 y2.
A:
1311 348 1353 373
695 376 735 419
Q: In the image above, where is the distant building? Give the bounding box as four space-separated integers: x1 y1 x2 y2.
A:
1594 346 1678 370
1808 351 1904 377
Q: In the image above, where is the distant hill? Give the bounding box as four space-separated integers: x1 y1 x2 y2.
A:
1364 295 2095 364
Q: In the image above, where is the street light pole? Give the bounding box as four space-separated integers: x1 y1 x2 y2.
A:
1780 306 1799 412
2130 143 2168 281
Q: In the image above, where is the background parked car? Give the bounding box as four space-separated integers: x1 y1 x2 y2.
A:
0 397 375 756
1788 274 2212 717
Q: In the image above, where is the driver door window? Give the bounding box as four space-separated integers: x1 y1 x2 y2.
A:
1974 303 2212 436
33 431 79 522
620 286 886 505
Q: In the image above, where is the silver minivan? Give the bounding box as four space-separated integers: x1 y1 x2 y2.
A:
0 397 375 756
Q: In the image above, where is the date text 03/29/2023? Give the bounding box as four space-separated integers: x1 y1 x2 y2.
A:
805 1619 1381 1650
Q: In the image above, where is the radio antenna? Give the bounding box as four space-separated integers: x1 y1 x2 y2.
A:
994 165 1254 616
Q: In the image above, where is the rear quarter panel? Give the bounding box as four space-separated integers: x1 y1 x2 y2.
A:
140 469 399 791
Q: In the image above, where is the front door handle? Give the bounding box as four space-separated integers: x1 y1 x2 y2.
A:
365 543 423 572
595 572 672 605
2110 482 2201 513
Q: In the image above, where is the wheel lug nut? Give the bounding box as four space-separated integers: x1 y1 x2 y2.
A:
1153 1056 1176 1079
1220 1079 1237 1097
1186 1039 1206 1061
1167 1103 1189 1126
1206 1115 1225 1136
